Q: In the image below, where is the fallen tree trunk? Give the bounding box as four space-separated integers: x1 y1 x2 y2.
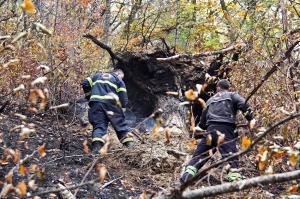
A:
153 169 300 199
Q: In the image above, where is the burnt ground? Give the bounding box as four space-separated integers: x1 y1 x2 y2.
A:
0 103 295 199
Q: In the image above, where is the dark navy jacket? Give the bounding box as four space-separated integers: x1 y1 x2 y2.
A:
82 72 128 111
200 90 251 129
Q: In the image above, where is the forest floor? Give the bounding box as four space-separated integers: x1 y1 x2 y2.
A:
0 105 294 199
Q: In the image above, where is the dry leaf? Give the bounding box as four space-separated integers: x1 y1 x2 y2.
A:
5 170 13 183
166 91 178 96
198 98 207 109
217 133 225 145
100 142 110 156
258 161 266 170
29 164 38 172
3 59 20 68
49 103 69 110
16 181 27 196
289 153 297 166
184 89 198 101
19 165 27 175
196 84 202 94
28 107 38 113
40 88 49 110
11 149 21 163
206 134 212 146
187 138 196 149
19 127 36 141
1 184 14 197
13 84 25 94
287 185 298 193
21 0 36 14
249 119 256 129
31 76 47 86
165 129 170 144
102 134 110 143
14 113 27 120
35 23 53 35
21 74 31 79
38 145 46 157
11 32 28 43
34 89 45 99
241 136 251 149
83 140 89 153
28 180 37 191
265 165 274 174
28 89 38 106
99 167 107 183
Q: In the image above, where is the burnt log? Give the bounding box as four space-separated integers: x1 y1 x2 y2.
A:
83 34 240 135
116 50 217 134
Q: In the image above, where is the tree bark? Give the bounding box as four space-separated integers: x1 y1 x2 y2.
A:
153 170 300 199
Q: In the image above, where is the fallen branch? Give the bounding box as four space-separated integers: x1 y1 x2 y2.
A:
73 156 100 197
100 175 123 189
154 170 300 199
21 179 97 199
156 43 246 62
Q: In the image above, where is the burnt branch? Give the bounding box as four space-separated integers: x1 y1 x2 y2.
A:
157 43 246 62
83 34 124 65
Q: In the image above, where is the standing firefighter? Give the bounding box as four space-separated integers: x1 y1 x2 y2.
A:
180 79 254 184
82 69 134 154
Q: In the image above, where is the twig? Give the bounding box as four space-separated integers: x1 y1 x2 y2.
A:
100 175 123 189
73 156 100 197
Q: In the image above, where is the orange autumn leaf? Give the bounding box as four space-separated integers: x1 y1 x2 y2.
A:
258 161 266 170
184 89 198 101
188 138 196 149
99 167 107 183
289 153 297 166
21 0 36 14
100 142 109 157
83 140 89 153
241 136 251 149
16 182 27 196
38 145 46 157
259 146 267 155
165 129 170 144
274 150 285 158
287 185 298 193
19 165 26 175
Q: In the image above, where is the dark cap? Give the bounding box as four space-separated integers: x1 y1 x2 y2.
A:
216 79 230 90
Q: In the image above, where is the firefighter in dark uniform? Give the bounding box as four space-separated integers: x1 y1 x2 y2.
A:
82 69 134 153
180 79 254 183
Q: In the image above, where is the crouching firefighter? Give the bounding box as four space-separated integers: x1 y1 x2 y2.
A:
82 69 134 154
180 79 254 184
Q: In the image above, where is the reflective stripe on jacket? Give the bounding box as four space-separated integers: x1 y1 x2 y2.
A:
82 72 128 110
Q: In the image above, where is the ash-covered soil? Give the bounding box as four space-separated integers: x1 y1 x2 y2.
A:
0 106 292 199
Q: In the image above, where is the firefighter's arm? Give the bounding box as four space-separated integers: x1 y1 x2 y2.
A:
117 81 128 112
232 93 254 120
82 77 93 101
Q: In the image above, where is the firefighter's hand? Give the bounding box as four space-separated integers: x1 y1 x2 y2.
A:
248 119 256 129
